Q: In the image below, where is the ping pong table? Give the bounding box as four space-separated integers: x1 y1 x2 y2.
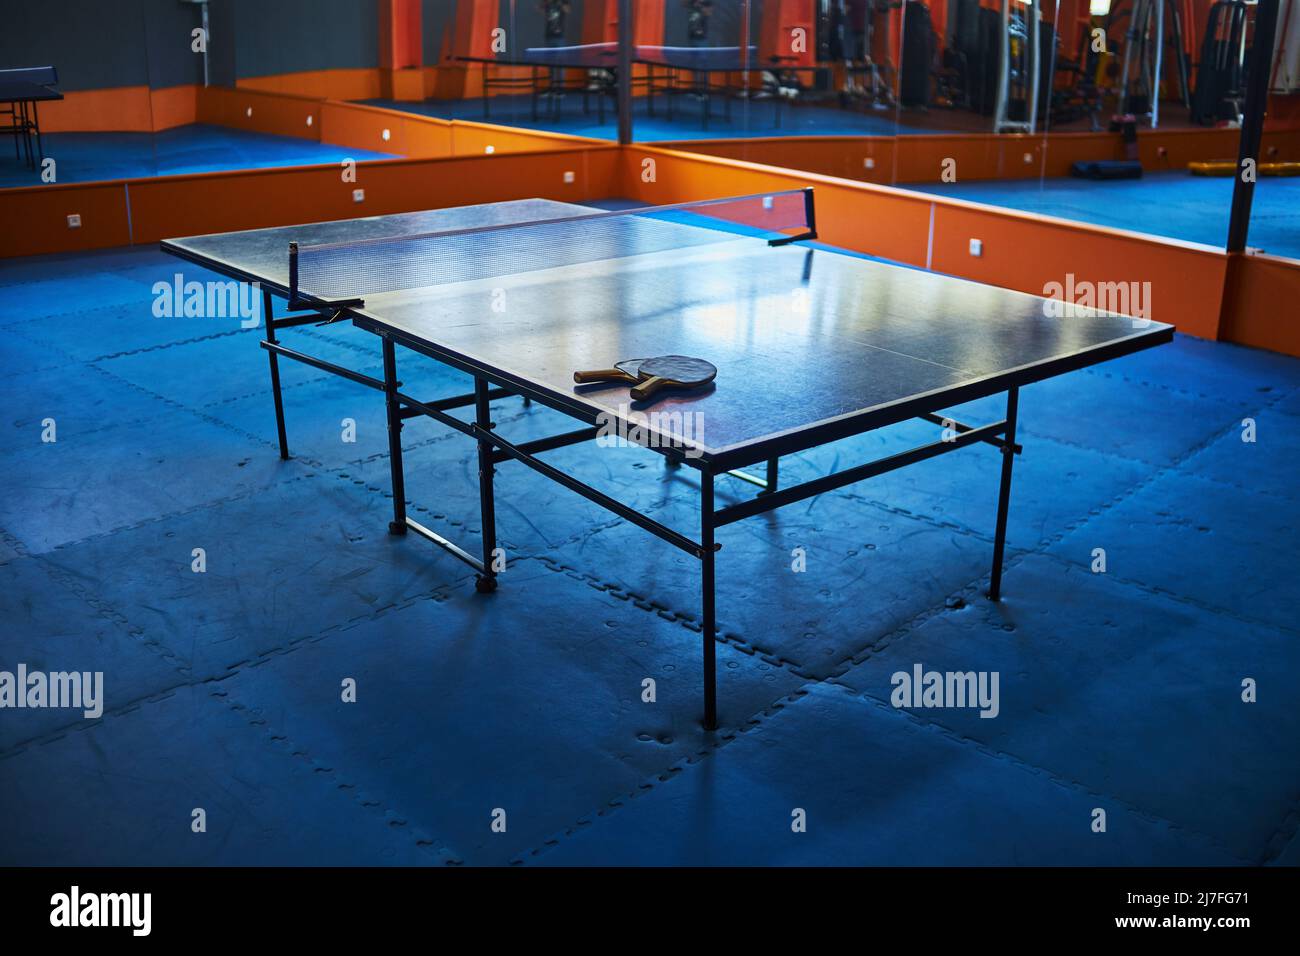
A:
456 43 770 127
0 66 61 170
161 189 1173 729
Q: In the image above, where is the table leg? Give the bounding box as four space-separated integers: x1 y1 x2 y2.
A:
988 386 1020 600
21 101 34 168
382 336 407 536
32 100 43 164
262 288 290 459
475 377 499 593
701 470 717 730
764 456 779 494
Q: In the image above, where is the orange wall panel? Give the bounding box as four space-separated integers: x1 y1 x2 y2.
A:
0 183 133 257
38 86 154 133
199 86 322 141
667 126 1295 186
655 136 898 184
236 69 381 101
1219 252 1300 355
402 116 455 158
149 85 198 130
127 147 620 245
929 203 1227 339
318 101 411 154
449 120 606 155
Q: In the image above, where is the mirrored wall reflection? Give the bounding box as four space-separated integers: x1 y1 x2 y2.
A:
0 3 161 189
884 0 1288 251
1248 1 1299 263
643 1 904 183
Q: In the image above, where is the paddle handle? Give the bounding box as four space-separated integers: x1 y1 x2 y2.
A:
574 368 629 383
630 376 669 401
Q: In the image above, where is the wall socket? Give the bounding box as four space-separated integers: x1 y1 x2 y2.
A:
67 214 81 229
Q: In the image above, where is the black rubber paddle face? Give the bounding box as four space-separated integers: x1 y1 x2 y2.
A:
635 355 717 385
629 354 717 402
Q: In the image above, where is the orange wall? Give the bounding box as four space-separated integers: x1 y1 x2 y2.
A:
197 85 324 141
1219 252 1300 356
0 146 619 259
0 182 133 256
236 69 381 101
661 127 1300 185
39 86 155 133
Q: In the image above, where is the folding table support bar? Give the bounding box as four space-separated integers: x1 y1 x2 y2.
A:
714 419 1009 528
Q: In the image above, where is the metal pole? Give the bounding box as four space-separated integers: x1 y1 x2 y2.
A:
1027 0 1039 134
262 287 290 459
1152 0 1165 127
200 0 210 87
382 336 407 536
701 470 717 730
474 377 499 593
617 0 633 143
1226 0 1281 252
988 387 1020 601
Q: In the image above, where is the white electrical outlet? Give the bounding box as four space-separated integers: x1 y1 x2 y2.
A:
1023 152 1033 164
969 238 983 257
563 170 575 183
863 157 875 169
352 189 365 203
66 214 81 229
381 128 391 141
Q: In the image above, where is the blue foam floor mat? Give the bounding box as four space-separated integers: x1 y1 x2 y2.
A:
1 229 1298 866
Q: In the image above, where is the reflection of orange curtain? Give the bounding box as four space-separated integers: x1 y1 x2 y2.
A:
580 0 664 44
452 0 500 59
931 1 948 54
379 0 422 69
759 0 816 64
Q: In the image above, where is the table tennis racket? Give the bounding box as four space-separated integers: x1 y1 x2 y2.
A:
574 355 717 402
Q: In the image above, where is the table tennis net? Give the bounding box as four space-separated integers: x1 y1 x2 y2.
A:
289 189 814 306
